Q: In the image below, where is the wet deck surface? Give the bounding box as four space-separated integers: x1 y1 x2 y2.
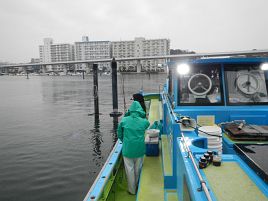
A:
137 153 164 201
137 99 164 201
204 162 267 201
148 99 160 124
166 190 179 201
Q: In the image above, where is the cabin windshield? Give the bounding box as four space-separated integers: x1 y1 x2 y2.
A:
178 64 223 106
225 64 268 105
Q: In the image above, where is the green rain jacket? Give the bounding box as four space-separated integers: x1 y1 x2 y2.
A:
117 101 150 158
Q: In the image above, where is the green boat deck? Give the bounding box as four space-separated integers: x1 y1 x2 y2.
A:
166 190 179 201
137 99 164 201
203 162 267 201
137 152 164 201
106 160 136 201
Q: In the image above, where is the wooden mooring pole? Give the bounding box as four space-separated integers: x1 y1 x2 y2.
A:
110 58 122 117
93 63 99 115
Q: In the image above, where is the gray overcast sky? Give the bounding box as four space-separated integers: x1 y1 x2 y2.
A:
0 0 268 63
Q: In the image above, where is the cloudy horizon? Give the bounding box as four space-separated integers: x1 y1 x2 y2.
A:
1 0 268 63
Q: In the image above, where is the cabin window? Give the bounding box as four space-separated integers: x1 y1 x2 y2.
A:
225 64 268 105
178 64 223 106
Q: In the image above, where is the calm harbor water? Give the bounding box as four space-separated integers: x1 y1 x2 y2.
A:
0 73 166 201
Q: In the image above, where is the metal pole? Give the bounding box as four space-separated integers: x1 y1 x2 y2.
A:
26 69 29 79
82 70 85 80
110 58 122 117
93 63 99 115
112 117 119 145
112 58 118 112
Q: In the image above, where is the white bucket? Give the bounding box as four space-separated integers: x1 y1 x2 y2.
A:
198 126 222 155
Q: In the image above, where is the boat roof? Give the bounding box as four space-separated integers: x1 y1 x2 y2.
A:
168 57 268 67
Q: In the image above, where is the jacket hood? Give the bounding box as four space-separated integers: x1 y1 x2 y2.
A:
132 93 144 102
128 101 146 118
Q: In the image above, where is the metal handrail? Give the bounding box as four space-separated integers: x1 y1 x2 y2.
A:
180 133 212 201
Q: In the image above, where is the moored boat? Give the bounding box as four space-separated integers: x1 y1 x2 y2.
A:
84 57 268 201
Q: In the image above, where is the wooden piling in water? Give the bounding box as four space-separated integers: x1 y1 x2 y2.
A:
93 63 99 115
110 58 122 117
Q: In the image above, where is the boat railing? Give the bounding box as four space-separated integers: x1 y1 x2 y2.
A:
180 133 212 201
164 93 213 201
83 140 122 201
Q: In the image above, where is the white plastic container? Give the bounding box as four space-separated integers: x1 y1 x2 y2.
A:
145 129 160 138
198 126 222 155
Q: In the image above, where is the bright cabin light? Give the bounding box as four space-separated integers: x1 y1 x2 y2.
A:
176 64 190 75
260 63 268 71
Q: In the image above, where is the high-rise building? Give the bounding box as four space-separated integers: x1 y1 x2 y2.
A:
74 37 112 72
112 37 170 72
39 38 74 72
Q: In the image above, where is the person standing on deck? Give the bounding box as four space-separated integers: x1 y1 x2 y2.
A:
117 101 150 195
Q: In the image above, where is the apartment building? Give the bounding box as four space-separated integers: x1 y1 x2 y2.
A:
74 36 111 72
38 37 169 73
112 37 170 72
39 38 74 72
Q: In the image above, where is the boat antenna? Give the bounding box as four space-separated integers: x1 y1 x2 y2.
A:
120 73 127 113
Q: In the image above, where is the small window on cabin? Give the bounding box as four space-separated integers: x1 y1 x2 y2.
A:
178 64 223 106
225 64 268 105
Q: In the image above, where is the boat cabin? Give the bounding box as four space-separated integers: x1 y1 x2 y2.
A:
162 57 268 200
